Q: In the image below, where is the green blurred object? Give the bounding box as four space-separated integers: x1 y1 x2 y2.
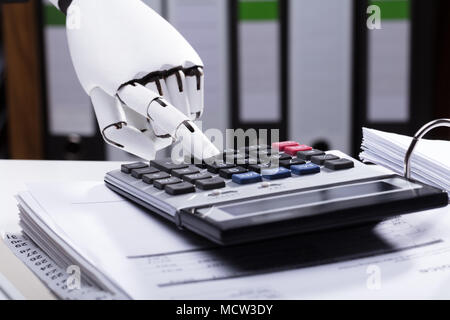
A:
371 0 410 20
44 4 65 26
239 0 278 21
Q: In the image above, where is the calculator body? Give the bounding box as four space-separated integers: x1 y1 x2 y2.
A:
105 148 448 245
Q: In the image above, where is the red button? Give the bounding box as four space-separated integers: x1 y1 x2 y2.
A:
284 145 313 156
272 141 300 151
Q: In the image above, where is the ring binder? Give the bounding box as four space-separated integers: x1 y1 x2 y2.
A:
404 119 450 179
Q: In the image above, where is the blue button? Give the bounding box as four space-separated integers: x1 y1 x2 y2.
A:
261 167 292 180
232 171 263 185
291 163 321 175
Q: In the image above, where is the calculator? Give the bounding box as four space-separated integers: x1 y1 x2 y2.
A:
105 141 448 245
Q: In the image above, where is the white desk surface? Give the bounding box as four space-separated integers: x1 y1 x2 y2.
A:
0 160 121 300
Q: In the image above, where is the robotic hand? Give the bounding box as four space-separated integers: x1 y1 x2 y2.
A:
49 0 220 160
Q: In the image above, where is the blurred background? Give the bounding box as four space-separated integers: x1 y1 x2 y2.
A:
0 0 448 161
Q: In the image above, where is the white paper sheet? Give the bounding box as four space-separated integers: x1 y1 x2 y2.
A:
3 233 114 300
13 181 450 299
360 128 450 193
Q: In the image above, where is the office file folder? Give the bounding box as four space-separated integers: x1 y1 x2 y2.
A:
289 0 353 154
352 0 439 156
367 0 411 123
230 0 288 140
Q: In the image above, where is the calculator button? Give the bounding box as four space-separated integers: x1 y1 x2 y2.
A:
256 150 276 160
324 159 355 171
153 177 182 190
248 163 277 174
150 160 189 173
183 173 213 184
272 141 299 152
291 163 321 176
207 162 236 174
165 182 196 195
195 162 208 169
279 158 306 168
171 167 200 179
284 145 313 156
242 145 271 154
223 149 245 159
131 167 160 179
270 153 292 162
224 153 247 165
121 162 148 174
142 172 171 184
311 154 340 166
261 167 292 180
195 178 226 190
219 167 248 179
297 149 326 161
232 172 263 185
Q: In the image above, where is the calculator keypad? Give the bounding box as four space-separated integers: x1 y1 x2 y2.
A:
120 141 355 196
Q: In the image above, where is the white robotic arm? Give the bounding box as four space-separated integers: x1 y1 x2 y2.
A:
48 0 219 160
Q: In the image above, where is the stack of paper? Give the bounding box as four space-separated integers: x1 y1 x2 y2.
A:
360 128 450 194
6 181 450 299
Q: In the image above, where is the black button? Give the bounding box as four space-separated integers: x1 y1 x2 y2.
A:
194 161 208 169
183 173 213 184
195 177 226 190
244 158 262 167
324 159 355 171
165 182 196 195
242 145 271 155
279 158 306 168
142 172 170 184
269 153 292 162
150 159 189 173
153 177 182 190
255 150 277 163
223 152 247 164
206 162 236 174
248 163 277 174
219 167 248 179
171 167 200 178
131 167 160 179
298 149 326 161
121 162 148 174
311 154 340 166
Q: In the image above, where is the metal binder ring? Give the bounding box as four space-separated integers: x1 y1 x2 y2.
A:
404 119 450 180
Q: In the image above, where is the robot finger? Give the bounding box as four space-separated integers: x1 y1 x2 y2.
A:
144 81 173 138
184 66 204 120
117 83 219 160
165 68 191 117
91 87 171 160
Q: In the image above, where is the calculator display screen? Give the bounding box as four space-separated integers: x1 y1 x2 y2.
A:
222 182 399 216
